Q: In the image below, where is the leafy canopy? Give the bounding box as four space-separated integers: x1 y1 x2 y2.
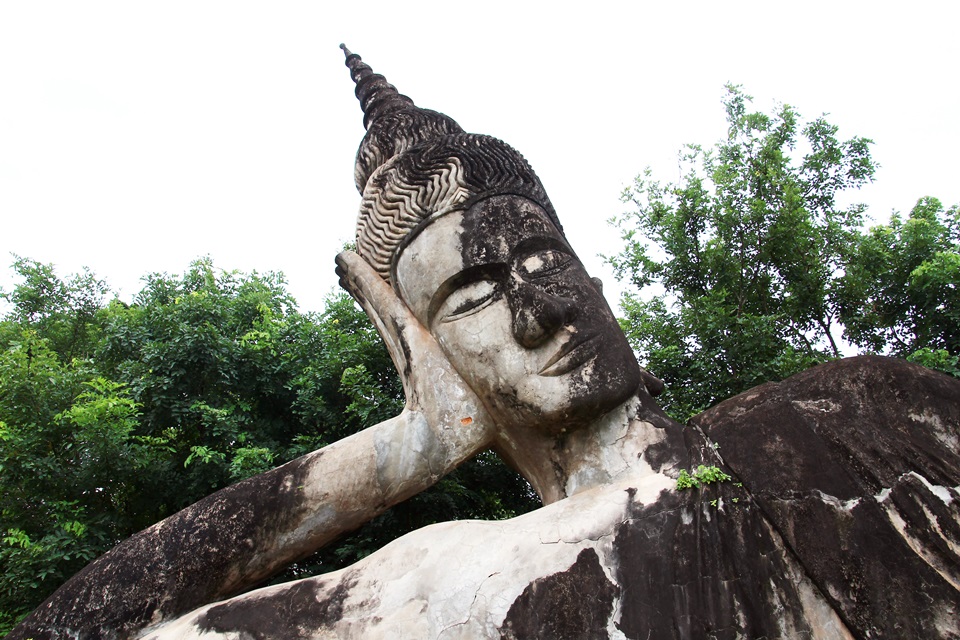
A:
838 196 960 373
609 84 878 419
611 85 959 420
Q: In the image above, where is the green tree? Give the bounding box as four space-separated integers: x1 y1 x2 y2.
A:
0 333 151 629
94 258 357 516
609 85 877 419
839 196 960 373
0 260 119 629
0 256 109 361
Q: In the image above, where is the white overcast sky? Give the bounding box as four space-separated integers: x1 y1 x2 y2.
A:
1 1 958 314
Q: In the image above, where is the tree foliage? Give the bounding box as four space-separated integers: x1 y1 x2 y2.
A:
611 85 959 421
609 85 882 419
838 196 960 369
0 257 538 632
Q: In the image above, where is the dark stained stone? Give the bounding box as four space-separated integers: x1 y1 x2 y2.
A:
13 356 960 639
692 356 960 639
500 548 619 640
611 466 827 639
195 573 358 639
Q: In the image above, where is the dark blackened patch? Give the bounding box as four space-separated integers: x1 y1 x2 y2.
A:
196 573 357 639
8 453 320 640
694 356 960 496
549 452 567 494
888 472 960 583
500 548 618 640
636 400 691 474
389 314 414 391
691 356 960 639
612 475 822 640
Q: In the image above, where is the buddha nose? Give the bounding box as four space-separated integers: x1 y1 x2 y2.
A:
506 279 576 349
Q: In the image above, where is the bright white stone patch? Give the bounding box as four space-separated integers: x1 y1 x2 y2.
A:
814 490 861 511
791 399 842 413
908 471 958 505
909 409 959 451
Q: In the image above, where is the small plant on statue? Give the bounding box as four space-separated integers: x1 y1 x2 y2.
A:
676 465 733 491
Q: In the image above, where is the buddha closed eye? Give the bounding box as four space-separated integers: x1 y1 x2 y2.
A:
431 247 575 325
518 249 572 279
437 279 499 323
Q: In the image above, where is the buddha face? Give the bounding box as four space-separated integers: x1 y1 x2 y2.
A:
395 195 643 434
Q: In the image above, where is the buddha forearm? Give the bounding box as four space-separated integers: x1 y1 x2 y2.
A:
10 409 491 640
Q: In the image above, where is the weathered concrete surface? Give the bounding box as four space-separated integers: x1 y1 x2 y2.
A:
139 414 850 639
140 357 960 639
694 355 960 639
395 198 649 504
9 229 499 640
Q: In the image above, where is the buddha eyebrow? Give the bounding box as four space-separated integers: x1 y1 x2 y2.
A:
427 264 508 325
510 236 572 260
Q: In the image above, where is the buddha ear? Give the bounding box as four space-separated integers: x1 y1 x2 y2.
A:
336 250 423 388
591 277 603 293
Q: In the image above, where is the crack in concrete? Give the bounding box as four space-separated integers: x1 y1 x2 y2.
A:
437 571 502 639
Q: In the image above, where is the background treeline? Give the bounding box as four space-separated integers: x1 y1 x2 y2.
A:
2 85 958 632
610 85 959 419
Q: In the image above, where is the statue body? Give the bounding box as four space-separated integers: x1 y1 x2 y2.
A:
10 48 960 640
140 453 848 639
138 355 960 640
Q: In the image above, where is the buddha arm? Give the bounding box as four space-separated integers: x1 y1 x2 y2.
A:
11 402 492 639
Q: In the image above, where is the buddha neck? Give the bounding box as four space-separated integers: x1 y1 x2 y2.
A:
495 392 675 505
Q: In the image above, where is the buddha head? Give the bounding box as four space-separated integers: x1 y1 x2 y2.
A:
342 46 645 435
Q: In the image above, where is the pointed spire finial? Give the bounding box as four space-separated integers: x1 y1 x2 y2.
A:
340 45 466 193
339 45 560 283
340 44 415 129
